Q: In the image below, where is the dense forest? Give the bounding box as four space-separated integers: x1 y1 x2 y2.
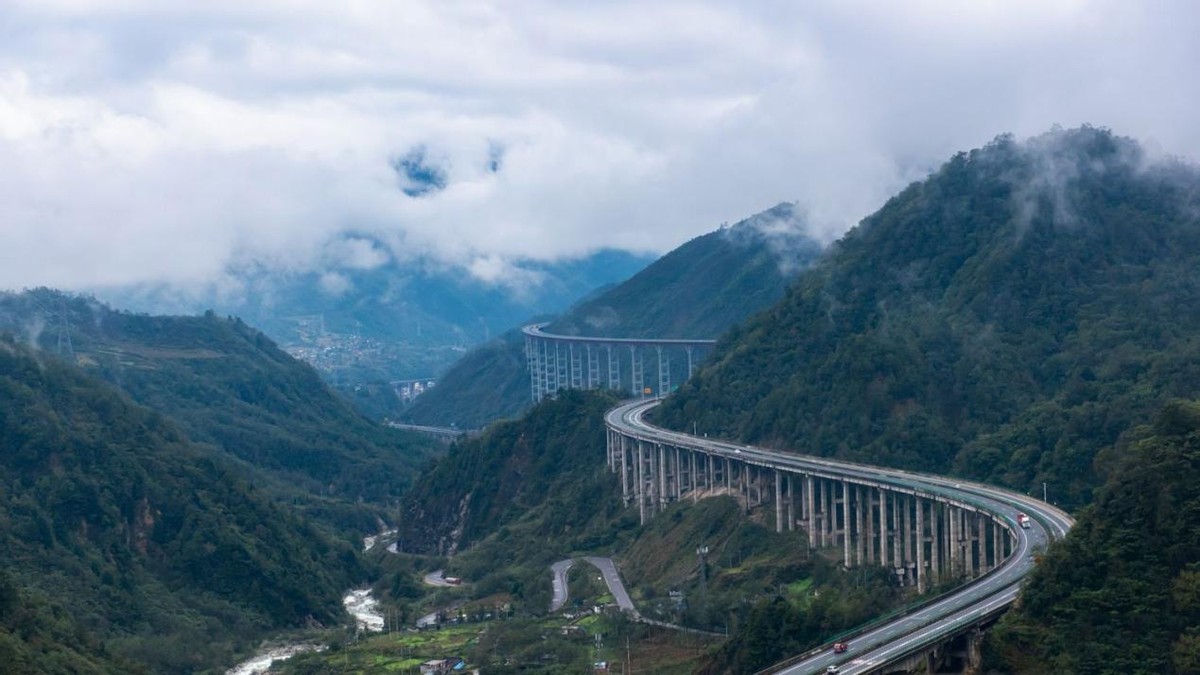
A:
399 128 1200 673
397 390 630 559
0 290 438 532
985 399 1200 674
656 126 1200 509
0 338 362 673
404 203 822 429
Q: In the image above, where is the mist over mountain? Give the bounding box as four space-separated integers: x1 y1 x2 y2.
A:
655 126 1200 509
546 202 822 339
403 203 823 428
95 248 655 384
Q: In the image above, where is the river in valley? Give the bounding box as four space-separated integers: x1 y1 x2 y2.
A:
224 531 389 674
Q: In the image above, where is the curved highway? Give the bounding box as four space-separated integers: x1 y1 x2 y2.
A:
607 399 1074 674
522 322 716 347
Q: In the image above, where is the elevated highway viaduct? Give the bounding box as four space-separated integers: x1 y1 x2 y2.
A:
523 322 1074 673
522 322 716 402
606 399 1074 675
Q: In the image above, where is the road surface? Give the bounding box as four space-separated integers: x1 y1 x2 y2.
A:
549 559 574 612
583 556 639 616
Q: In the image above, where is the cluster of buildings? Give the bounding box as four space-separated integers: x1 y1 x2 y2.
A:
283 332 387 376
419 657 468 674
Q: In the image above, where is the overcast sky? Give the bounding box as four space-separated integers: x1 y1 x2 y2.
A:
2 0 1198 292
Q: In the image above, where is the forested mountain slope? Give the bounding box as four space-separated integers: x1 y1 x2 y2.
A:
546 202 821 339
397 390 628 558
0 338 361 673
397 327 532 429
0 290 437 530
656 127 1200 507
986 400 1200 674
404 203 822 428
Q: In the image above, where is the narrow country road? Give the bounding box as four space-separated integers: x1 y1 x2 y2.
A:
582 557 639 616
549 559 574 612
549 557 721 637
549 557 636 615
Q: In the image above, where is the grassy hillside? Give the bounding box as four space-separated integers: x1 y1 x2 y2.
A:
0 338 362 673
985 400 1200 674
405 203 822 429
656 127 1200 508
0 290 438 532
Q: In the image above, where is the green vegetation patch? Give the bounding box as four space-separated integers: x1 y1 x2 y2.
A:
986 400 1200 674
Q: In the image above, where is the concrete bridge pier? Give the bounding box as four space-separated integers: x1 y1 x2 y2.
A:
916 498 927 593
630 345 643 397
774 469 784 532
636 440 647 524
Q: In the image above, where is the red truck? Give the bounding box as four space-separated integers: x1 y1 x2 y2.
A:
1017 513 1031 529
833 642 848 654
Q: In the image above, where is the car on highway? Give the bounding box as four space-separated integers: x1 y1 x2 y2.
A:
833 642 848 654
826 666 840 674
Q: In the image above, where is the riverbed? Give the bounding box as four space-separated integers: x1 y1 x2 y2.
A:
225 644 326 675
224 586 385 674
344 588 386 632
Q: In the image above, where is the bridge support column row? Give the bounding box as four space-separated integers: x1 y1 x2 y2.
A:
526 332 714 401
606 428 1020 597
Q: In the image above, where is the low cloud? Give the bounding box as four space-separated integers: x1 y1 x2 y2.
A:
317 271 352 297
325 236 391 271
466 255 547 301
0 1 1198 295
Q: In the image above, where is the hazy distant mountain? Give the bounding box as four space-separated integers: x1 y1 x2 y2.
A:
404 203 823 428
95 248 655 384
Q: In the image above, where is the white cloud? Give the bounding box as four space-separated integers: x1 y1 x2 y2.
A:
0 1 1198 291
317 270 352 297
326 236 390 270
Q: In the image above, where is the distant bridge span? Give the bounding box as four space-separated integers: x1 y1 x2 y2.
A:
521 323 716 402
